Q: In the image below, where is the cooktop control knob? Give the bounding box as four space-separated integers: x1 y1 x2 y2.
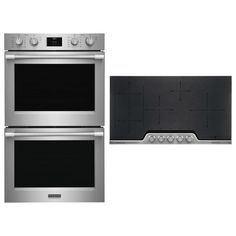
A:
71 38 79 46
186 135 193 143
157 136 165 143
30 38 38 46
148 135 156 143
176 136 184 143
85 36 94 46
15 37 23 46
167 135 175 143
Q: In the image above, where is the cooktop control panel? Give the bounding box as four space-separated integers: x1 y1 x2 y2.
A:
4 34 104 51
147 134 194 144
110 133 229 144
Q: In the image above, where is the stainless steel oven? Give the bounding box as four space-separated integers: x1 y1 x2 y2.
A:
5 34 104 126
5 33 105 202
5 127 104 202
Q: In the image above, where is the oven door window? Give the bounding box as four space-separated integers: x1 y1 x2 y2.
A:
15 64 95 111
14 140 95 187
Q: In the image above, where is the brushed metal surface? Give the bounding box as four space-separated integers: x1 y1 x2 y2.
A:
110 133 231 144
5 131 104 137
5 51 104 126
5 54 104 60
5 127 104 202
4 33 104 51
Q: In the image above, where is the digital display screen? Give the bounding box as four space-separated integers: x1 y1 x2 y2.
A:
47 37 62 46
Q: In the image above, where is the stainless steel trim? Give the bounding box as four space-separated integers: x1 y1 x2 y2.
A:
110 133 231 144
5 54 104 60
5 131 104 137
5 127 104 202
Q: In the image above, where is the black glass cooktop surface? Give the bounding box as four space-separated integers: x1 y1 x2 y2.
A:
110 76 231 140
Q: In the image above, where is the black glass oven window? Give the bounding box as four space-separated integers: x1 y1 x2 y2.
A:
110 76 231 140
14 140 95 188
15 64 95 111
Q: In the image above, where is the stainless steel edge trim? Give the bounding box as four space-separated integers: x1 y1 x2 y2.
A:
110 140 231 144
110 132 231 144
5 132 104 137
94 55 105 60
5 54 104 60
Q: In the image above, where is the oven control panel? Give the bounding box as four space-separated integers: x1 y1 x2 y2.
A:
4 34 104 51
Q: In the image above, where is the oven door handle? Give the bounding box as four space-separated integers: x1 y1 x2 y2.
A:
5 54 104 60
5 132 104 137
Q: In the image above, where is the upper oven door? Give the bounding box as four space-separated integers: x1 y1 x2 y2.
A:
5 51 104 126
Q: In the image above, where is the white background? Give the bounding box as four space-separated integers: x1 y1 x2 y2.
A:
0 0 235 235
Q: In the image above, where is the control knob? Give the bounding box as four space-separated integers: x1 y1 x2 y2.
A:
15 37 23 46
148 135 156 143
30 38 38 46
85 36 94 46
157 135 165 143
186 135 193 143
176 136 184 143
167 135 175 143
71 38 79 46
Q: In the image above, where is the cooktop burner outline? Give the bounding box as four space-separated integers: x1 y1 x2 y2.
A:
170 80 191 102
144 95 174 125
189 92 225 128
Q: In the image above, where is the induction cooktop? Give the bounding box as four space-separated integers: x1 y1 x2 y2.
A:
110 76 231 144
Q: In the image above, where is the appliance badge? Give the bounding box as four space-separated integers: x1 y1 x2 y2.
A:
48 194 62 198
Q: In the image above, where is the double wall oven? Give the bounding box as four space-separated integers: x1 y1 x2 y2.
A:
5 34 105 202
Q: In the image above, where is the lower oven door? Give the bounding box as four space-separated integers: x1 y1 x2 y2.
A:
5 127 104 202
